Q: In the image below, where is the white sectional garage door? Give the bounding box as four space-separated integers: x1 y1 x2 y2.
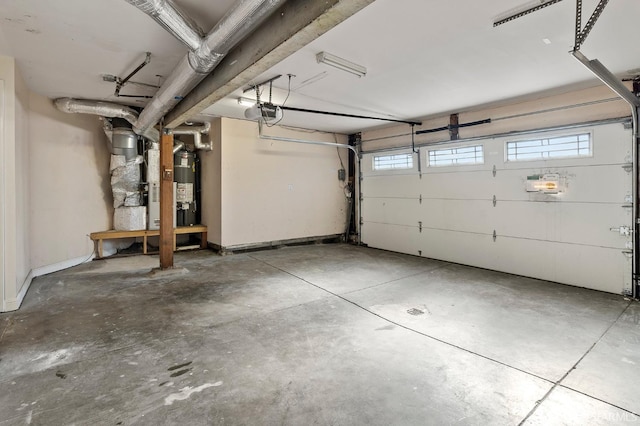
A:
361 121 633 294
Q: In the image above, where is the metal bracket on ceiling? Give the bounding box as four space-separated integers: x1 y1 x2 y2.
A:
573 0 610 51
493 0 564 28
103 52 159 99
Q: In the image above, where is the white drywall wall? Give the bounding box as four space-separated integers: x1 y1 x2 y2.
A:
215 118 349 248
0 56 31 311
28 92 111 270
14 62 30 300
362 85 632 152
200 118 222 246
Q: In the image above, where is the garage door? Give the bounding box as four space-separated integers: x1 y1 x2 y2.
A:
360 120 633 294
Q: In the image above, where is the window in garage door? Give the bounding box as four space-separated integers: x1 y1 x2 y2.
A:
428 144 484 167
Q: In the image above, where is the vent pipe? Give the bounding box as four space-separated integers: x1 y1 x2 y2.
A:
54 98 160 142
55 98 139 126
56 1 283 145
172 122 211 150
131 0 285 137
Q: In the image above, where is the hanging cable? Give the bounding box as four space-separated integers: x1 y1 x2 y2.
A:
265 74 293 128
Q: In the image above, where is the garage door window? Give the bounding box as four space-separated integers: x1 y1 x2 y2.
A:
373 153 414 170
428 145 484 167
506 133 591 162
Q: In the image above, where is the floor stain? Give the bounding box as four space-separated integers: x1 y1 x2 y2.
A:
55 371 66 379
168 361 192 371
170 368 191 378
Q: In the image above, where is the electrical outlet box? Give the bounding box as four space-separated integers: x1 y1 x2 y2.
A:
338 169 346 181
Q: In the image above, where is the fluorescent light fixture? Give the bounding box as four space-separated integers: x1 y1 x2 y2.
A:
316 52 366 78
238 97 256 107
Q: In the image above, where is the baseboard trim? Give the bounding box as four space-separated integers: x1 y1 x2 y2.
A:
211 234 343 255
3 269 35 312
3 254 95 312
32 253 95 278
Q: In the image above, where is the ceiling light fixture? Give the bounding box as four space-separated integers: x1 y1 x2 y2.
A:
238 97 257 107
316 52 367 78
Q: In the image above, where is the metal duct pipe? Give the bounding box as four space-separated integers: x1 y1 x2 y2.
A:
133 0 285 136
124 0 204 51
54 98 160 142
55 98 139 125
100 117 114 144
172 141 185 154
172 121 211 150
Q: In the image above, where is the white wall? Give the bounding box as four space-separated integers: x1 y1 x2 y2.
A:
200 118 222 245
29 92 111 270
204 118 349 249
0 56 31 311
362 85 632 152
14 61 30 301
1 55 112 312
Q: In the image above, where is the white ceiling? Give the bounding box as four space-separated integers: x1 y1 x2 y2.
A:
1 0 639 134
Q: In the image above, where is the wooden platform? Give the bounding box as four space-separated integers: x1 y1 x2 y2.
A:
90 225 208 259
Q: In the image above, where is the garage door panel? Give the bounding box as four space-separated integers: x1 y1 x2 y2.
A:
492 167 631 203
361 121 632 294
494 238 629 294
418 171 494 200
361 174 421 198
362 222 422 256
362 197 420 226
416 229 497 269
419 200 494 235
493 202 632 248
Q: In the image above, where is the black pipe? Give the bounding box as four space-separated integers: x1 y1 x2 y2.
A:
415 118 491 135
280 106 422 126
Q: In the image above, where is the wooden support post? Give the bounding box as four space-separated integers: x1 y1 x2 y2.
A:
160 130 174 269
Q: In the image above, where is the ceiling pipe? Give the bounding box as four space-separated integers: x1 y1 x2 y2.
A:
131 0 286 137
172 121 212 150
55 98 139 125
258 120 358 156
54 97 160 142
123 0 204 51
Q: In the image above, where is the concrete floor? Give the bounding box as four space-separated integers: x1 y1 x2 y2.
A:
0 244 638 425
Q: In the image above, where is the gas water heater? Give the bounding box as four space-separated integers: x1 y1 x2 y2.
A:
174 150 198 226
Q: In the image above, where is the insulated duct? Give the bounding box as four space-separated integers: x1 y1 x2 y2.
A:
124 0 204 51
54 98 160 142
172 122 211 150
131 0 285 137
55 98 139 125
